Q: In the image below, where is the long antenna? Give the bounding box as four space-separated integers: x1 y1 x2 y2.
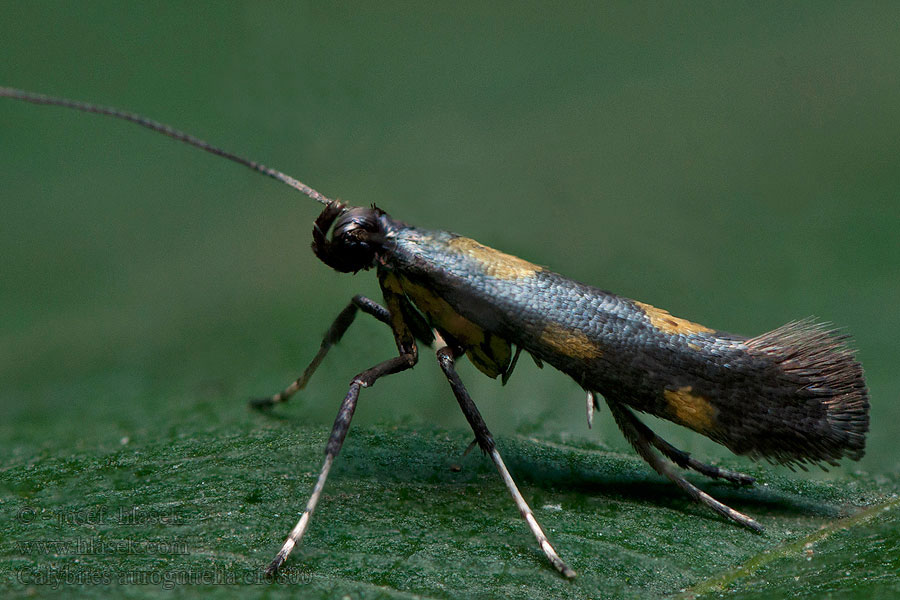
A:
0 87 332 206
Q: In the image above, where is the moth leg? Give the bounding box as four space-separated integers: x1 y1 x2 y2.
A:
605 398 763 532
586 390 601 429
436 345 576 578
264 351 417 576
610 404 755 486
462 438 478 457
265 270 421 576
250 295 391 409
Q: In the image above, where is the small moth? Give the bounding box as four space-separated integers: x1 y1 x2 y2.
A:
2 87 869 578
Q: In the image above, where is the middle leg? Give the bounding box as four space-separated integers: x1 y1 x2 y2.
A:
436 345 576 578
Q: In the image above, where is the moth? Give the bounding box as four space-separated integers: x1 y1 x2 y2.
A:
2 87 869 578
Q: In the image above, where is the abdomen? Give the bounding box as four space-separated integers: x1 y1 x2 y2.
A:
384 227 869 467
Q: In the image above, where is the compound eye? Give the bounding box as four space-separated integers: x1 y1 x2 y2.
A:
333 208 380 240
327 208 383 272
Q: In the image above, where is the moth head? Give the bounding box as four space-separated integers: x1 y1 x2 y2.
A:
313 203 387 273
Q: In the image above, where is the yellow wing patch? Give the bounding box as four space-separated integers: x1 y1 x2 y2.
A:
634 301 715 336
538 322 603 360
398 275 511 378
447 237 540 280
380 271 411 335
664 386 717 433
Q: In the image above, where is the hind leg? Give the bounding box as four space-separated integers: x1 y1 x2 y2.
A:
621 409 755 486
606 398 762 532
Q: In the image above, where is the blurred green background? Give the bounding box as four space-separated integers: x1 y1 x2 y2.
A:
1 2 898 597
3 1 897 470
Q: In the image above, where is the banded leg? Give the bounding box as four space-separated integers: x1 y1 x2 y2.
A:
265 352 417 576
605 398 763 532
586 391 750 483
437 345 576 578
250 295 390 409
624 411 755 486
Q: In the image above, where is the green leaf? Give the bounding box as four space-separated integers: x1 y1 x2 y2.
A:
3 424 897 598
682 493 900 599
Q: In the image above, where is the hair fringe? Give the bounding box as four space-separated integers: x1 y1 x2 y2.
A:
743 318 869 467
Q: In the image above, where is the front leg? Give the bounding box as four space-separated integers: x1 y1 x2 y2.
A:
264 272 420 576
436 344 576 578
251 291 432 410
250 295 391 409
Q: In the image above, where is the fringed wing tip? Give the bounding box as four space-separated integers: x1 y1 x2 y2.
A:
745 318 869 467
